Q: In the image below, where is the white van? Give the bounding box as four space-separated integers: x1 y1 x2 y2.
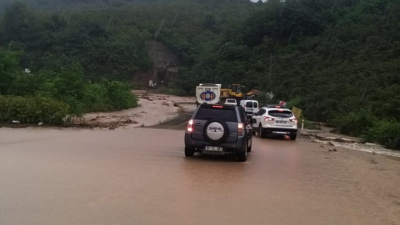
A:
240 100 259 115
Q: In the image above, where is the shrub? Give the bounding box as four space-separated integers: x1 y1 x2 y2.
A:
364 120 400 150
286 97 303 110
332 110 378 136
104 80 138 110
83 83 111 112
35 68 138 114
0 95 68 124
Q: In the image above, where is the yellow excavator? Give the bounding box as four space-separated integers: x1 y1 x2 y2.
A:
220 84 247 104
220 84 262 105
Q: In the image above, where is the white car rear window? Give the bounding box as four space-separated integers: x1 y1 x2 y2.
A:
268 110 293 118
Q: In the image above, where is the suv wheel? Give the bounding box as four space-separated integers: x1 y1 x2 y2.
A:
237 143 248 162
290 132 297 140
185 147 195 157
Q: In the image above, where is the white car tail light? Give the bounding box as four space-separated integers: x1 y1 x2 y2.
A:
264 116 275 121
289 118 298 123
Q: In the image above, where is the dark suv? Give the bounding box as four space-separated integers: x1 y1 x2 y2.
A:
184 104 253 162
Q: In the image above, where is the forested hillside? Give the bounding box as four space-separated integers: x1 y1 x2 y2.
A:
0 0 399 148
167 0 400 149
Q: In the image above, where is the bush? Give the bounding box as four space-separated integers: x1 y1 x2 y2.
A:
332 110 378 136
83 83 111 112
104 80 138 110
286 97 303 110
364 120 400 150
35 67 138 114
0 95 68 124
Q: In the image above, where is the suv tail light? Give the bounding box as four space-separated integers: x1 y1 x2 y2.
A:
289 118 298 123
187 119 194 132
238 123 244 136
264 116 275 122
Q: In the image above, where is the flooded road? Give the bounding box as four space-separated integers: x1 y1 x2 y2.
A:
0 127 399 225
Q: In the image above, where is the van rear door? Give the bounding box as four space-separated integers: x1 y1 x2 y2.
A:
253 101 259 113
244 101 253 113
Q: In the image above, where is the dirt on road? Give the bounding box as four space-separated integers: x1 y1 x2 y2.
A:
73 91 195 129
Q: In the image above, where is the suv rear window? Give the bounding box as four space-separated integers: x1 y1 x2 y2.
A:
268 110 293 118
227 99 236 103
245 102 253 107
195 107 238 122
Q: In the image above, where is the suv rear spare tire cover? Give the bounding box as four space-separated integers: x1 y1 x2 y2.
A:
203 120 230 144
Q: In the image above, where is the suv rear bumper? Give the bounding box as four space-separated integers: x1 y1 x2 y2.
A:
184 134 247 154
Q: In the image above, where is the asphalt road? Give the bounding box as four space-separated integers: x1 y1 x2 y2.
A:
0 127 399 225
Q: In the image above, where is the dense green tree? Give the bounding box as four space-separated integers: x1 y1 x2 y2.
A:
2 2 35 43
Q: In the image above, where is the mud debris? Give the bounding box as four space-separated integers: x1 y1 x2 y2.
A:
301 129 400 158
141 96 153 101
73 116 138 129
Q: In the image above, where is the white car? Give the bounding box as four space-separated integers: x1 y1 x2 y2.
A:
252 106 298 140
224 98 237 106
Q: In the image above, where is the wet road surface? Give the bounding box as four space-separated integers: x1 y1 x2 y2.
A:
149 102 196 130
149 111 192 130
0 128 399 225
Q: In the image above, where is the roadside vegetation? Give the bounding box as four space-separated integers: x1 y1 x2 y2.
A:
0 50 137 124
0 0 398 149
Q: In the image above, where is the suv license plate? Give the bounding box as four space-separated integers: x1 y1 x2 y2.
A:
276 121 287 124
205 146 223 151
